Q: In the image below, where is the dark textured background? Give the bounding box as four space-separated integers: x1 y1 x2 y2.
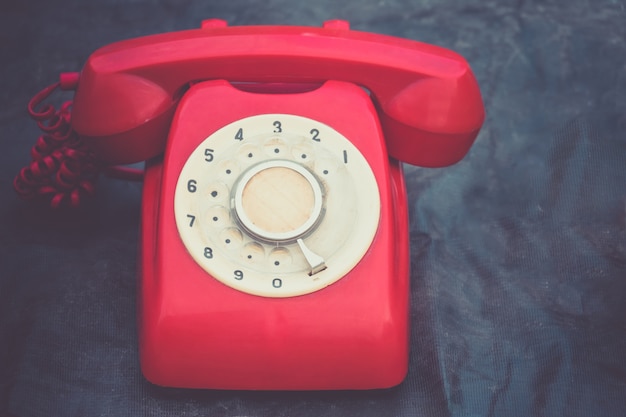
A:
1 1 625 416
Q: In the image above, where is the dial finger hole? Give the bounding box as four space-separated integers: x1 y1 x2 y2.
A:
237 143 262 164
268 247 292 268
241 242 265 263
217 160 240 181
263 137 288 157
206 182 229 202
314 157 340 177
207 206 230 228
291 142 316 163
219 227 243 249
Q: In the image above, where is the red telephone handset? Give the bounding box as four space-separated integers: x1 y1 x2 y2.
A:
27 20 484 390
72 19 483 167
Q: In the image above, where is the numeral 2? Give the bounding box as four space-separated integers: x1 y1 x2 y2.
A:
310 128 321 142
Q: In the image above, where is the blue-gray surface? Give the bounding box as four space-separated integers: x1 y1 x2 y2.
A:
1 1 625 416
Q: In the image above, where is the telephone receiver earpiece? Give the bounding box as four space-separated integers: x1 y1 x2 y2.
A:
70 19 484 167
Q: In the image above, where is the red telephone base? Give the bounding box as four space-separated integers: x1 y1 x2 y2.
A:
138 80 410 390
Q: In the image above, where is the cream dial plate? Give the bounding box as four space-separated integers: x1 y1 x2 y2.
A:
174 114 380 297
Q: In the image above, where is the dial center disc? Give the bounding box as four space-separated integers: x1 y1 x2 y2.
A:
233 160 324 242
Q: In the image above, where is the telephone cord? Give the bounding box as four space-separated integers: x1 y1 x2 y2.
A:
13 75 143 209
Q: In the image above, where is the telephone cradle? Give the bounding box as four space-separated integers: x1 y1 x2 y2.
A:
16 19 484 390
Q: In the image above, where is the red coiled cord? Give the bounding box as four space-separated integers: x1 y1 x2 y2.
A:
13 73 142 208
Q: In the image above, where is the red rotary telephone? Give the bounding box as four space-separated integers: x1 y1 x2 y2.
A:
17 19 484 390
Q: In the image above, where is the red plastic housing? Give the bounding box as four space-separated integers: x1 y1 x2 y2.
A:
139 80 410 390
